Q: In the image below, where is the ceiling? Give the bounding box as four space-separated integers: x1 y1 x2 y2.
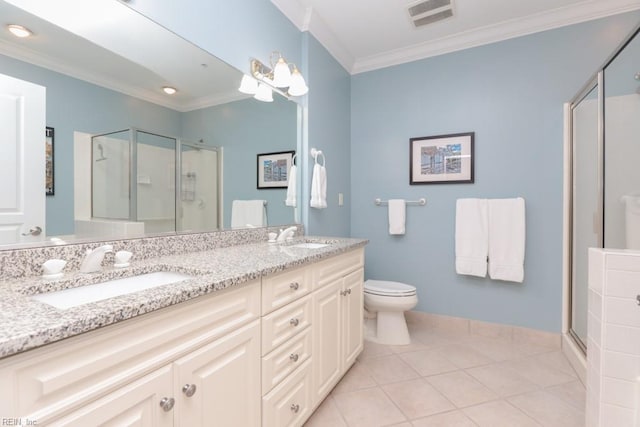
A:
271 0 640 74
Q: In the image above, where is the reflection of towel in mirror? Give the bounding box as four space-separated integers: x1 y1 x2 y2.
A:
310 163 327 209
231 200 266 228
285 164 297 207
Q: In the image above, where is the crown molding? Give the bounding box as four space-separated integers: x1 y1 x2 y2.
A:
351 0 640 74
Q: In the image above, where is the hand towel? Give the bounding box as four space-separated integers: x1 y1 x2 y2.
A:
285 164 297 207
231 200 266 228
488 198 526 283
388 199 406 235
310 163 327 209
455 198 489 277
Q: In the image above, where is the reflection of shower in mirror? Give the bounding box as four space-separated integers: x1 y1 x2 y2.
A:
622 194 640 250
95 144 107 162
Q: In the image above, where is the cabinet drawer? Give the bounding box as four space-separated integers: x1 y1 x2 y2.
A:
262 327 312 395
262 295 312 355
312 249 364 290
262 266 312 315
0 281 260 422
262 359 312 427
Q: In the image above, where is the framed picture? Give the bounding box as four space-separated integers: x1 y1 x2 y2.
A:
257 150 295 189
410 132 474 185
45 127 55 195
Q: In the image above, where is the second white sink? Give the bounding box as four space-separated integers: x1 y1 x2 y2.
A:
31 271 195 309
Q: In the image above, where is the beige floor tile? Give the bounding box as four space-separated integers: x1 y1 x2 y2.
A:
358 340 394 360
410 410 477 426
531 351 579 377
503 356 577 387
388 340 431 354
387 423 412 427
465 363 538 397
304 396 347 427
462 400 541 427
382 378 455 419
360 354 420 384
508 390 585 427
399 349 458 377
546 380 586 412
434 344 494 369
332 388 406 427
332 361 378 395
461 335 526 362
409 329 459 349
426 371 498 408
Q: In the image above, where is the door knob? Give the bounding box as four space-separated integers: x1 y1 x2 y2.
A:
21 226 42 236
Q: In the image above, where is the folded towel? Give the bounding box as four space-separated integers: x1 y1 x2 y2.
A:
455 198 489 277
231 200 266 228
488 198 525 283
388 199 406 235
285 164 297 207
310 163 327 209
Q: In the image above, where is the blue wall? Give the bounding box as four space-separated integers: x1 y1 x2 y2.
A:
303 33 352 237
181 96 298 228
350 13 640 332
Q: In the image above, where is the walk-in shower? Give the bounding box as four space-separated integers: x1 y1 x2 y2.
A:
91 128 221 235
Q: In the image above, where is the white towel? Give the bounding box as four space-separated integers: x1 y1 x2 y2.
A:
488 198 526 283
455 198 489 277
285 164 297 207
388 199 406 235
310 163 327 209
231 200 266 228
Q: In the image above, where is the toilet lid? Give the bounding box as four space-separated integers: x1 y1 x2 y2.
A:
364 280 416 297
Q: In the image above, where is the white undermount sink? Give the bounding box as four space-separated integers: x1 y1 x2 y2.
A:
31 271 195 309
290 242 330 249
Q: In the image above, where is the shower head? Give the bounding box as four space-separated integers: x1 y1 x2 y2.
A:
95 144 107 162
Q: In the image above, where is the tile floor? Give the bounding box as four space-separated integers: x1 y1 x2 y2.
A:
305 320 585 427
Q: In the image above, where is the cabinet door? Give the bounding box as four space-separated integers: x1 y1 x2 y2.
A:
342 269 364 368
312 279 342 404
174 320 261 427
49 365 174 427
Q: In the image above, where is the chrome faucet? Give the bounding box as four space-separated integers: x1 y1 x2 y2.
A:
79 244 113 273
277 226 297 243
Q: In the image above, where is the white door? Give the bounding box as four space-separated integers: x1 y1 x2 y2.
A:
0 73 46 244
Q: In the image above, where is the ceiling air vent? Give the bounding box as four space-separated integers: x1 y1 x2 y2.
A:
408 0 454 28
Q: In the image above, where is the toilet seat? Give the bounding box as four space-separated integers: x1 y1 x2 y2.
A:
364 280 416 297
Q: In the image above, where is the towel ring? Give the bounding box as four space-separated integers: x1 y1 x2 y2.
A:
310 148 325 166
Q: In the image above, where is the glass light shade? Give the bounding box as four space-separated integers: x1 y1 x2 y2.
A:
8 24 32 38
238 74 258 94
287 68 308 96
254 83 273 102
272 57 292 88
162 86 177 95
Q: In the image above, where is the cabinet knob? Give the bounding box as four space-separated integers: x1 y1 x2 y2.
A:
636 295 640 306
159 397 175 412
347 288 352 295
290 403 300 413
290 282 300 290
289 353 299 362
182 383 197 397
290 318 300 327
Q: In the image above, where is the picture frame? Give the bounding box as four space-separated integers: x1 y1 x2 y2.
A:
257 150 295 189
410 132 474 185
45 127 55 195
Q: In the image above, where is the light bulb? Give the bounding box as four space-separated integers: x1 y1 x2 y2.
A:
287 67 308 96
272 56 292 88
7 24 32 38
238 74 258 94
162 86 177 95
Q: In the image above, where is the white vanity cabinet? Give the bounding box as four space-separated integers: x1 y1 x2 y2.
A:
0 280 261 426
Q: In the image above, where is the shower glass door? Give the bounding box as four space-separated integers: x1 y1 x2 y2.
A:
570 81 602 351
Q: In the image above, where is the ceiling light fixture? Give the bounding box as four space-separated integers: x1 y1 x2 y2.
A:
162 86 177 95
237 51 308 102
7 24 33 38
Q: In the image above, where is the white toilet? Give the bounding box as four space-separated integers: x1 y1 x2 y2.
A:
363 280 418 345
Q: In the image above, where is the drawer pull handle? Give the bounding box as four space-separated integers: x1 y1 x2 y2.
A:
182 383 197 397
290 282 300 290
290 318 300 327
290 403 300 413
159 397 175 412
290 353 299 362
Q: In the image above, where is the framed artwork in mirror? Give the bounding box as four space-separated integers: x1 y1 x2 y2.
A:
410 132 474 184
257 150 295 189
45 127 54 196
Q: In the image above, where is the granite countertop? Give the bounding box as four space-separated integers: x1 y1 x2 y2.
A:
0 236 367 359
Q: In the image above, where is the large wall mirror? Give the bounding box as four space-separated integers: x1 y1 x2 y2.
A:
0 0 300 249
